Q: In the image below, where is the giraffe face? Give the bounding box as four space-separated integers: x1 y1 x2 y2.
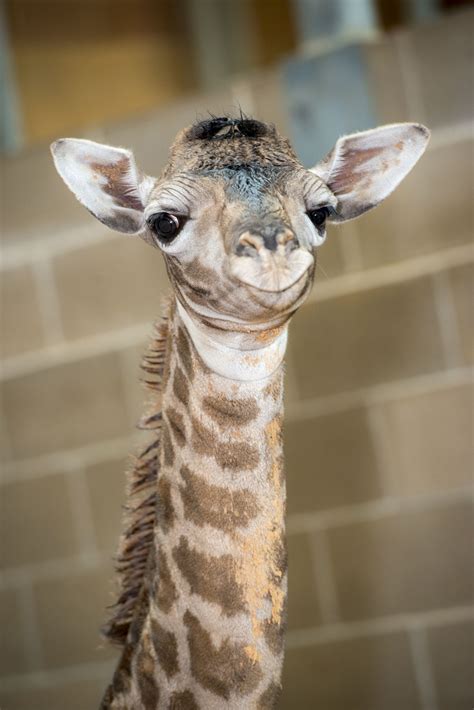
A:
143 162 335 323
51 117 429 325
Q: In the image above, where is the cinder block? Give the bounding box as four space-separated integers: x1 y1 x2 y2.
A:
1 265 45 358
285 407 381 514
53 236 169 341
281 632 420 710
289 277 444 398
2 353 131 459
1 474 77 567
328 502 473 620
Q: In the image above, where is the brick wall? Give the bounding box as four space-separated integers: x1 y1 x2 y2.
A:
1 9 472 709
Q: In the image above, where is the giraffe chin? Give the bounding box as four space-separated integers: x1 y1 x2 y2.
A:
229 249 314 294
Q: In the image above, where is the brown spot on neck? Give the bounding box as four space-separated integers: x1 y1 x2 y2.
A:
202 394 259 428
161 421 175 467
191 415 260 472
184 609 263 699
169 689 200 709
154 547 178 613
156 476 175 534
150 618 179 679
135 647 160 708
173 536 246 616
179 464 259 532
165 406 186 447
173 365 189 405
257 680 282 709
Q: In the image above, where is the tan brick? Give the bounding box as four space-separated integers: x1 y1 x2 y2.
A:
289 277 444 398
118 339 149 426
34 567 118 668
328 502 473 621
0 144 92 245
357 140 473 269
1 474 77 567
0 265 45 359
0 589 30 675
364 37 409 125
377 384 473 497
285 407 381 514
428 620 474 710
248 67 291 137
287 533 321 631
281 632 420 710
0 406 12 463
85 458 127 554
0 678 108 710
54 237 170 341
2 353 130 459
409 9 474 129
448 263 473 365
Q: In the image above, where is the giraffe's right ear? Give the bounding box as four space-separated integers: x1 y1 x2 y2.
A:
50 138 155 234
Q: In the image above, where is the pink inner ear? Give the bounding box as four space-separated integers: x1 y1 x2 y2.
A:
328 145 385 195
91 157 143 211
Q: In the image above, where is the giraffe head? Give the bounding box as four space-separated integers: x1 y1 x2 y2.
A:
51 117 429 330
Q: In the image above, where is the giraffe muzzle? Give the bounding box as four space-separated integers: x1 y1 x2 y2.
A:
230 229 313 293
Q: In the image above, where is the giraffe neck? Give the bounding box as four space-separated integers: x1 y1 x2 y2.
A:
176 300 288 382
103 301 287 709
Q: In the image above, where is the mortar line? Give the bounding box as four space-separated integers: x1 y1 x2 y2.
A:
366 402 400 498
286 484 474 534
0 659 116 693
0 435 134 485
17 578 45 671
0 550 103 590
32 258 64 345
309 529 341 624
393 30 427 122
117 345 144 431
432 270 464 369
66 467 100 559
409 625 439 710
285 365 473 422
285 604 474 648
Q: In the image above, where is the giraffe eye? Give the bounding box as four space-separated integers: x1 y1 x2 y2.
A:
308 207 330 228
147 212 185 243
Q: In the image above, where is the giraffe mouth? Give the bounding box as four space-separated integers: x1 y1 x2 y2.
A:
229 248 314 293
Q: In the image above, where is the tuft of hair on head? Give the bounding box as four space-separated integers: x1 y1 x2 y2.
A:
186 115 271 142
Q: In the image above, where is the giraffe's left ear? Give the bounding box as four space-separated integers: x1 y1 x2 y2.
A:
51 138 155 234
311 123 430 222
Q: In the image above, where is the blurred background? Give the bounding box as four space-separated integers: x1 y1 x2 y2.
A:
0 0 472 708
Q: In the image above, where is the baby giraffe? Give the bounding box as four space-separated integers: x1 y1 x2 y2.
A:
51 116 429 709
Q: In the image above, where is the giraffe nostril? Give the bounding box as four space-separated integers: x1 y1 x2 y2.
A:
236 229 298 256
236 231 264 256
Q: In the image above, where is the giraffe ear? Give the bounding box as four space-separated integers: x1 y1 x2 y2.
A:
51 138 155 234
311 123 430 222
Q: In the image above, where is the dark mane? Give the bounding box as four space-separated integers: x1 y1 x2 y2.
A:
187 116 271 141
102 303 172 646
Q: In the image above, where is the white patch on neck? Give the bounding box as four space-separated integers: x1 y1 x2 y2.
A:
177 301 288 382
